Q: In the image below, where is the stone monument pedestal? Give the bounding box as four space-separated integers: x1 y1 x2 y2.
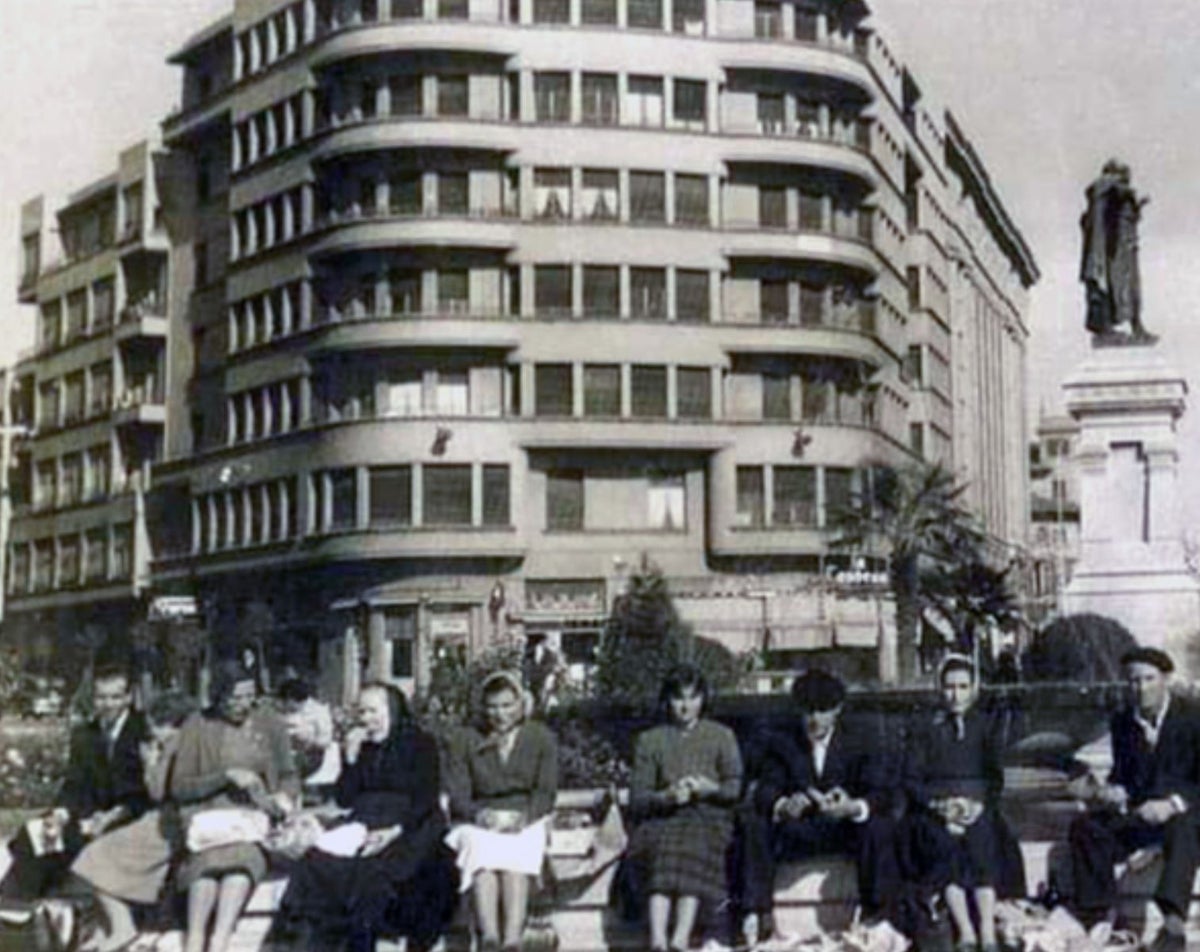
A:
1062 344 1200 669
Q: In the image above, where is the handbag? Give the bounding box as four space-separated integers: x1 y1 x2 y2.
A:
185 807 271 853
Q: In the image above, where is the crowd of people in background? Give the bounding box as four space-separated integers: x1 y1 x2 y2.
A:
0 642 1197 952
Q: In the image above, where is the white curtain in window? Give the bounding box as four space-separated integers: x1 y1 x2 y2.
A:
436 374 469 414
535 179 572 218
625 79 663 127
385 378 422 417
647 475 685 529
582 180 618 219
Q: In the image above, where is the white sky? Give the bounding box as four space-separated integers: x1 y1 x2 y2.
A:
1 0 1198 525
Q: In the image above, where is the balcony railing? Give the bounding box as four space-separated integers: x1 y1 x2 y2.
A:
730 301 877 334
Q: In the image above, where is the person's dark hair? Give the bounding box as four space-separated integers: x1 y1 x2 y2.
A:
146 690 197 729
939 653 976 685
657 663 709 719
790 670 846 713
93 664 131 689
210 657 257 707
277 677 311 703
1120 646 1174 674
360 680 412 734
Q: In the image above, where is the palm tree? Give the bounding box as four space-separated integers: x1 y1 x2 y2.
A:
831 462 987 683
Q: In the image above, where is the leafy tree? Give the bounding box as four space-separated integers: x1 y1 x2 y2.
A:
1022 613 1137 683
831 462 989 683
922 557 1020 658
595 558 744 708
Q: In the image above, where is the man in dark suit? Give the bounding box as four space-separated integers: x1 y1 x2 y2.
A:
1 665 150 900
1069 647 1200 952
735 671 903 943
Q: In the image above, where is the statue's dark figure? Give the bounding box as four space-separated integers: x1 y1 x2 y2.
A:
1080 160 1153 344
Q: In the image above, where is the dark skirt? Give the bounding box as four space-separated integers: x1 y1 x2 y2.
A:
276 818 459 946
901 807 1026 898
627 802 735 904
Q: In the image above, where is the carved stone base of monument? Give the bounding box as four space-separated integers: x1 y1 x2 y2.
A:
1061 344 1200 670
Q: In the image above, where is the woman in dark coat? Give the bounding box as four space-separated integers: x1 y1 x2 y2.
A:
627 664 743 952
902 654 1025 952
276 681 458 952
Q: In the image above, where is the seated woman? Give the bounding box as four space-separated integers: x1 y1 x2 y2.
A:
72 690 196 952
170 659 298 952
277 677 341 792
275 681 458 952
627 664 743 952
901 654 1025 952
445 671 558 952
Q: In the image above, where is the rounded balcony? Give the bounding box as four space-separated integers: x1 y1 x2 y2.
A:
717 41 874 97
307 312 521 355
720 229 879 278
311 117 520 160
720 135 875 188
307 211 518 257
310 21 518 68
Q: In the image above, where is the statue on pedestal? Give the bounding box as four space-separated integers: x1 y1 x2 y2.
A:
1079 159 1155 345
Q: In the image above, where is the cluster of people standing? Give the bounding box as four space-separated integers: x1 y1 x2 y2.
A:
3 643 1199 952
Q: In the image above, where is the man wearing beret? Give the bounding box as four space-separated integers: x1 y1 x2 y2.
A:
1068 647 1200 951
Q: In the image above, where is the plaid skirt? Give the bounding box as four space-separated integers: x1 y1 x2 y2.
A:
627 803 734 903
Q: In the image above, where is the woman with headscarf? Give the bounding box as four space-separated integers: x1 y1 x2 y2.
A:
274 681 458 952
444 670 558 952
626 663 743 952
72 690 196 952
170 658 298 952
901 654 1025 952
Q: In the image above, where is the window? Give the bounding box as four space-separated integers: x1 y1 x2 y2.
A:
582 73 618 124
482 464 511 525
33 540 54 591
628 0 662 28
676 367 711 419
534 168 571 219
794 4 818 41
824 467 856 521
385 270 420 316
61 454 83 505
757 93 785 134
674 175 708 225
736 466 765 527
581 0 616 23
904 345 924 385
40 301 61 350
629 171 665 222
66 290 87 341
435 370 469 414
672 0 705 32
38 381 59 429
754 1 782 37
535 72 570 122
799 189 824 230
20 234 39 287
438 269 469 312
625 76 663 126
34 461 56 510
796 98 821 137
630 268 666 319
390 75 423 116
774 466 816 526
195 240 209 285
534 266 572 316
583 267 619 317
92 279 115 329
673 80 706 126
393 0 422 16
390 173 423 215
582 170 618 220
110 524 132 578
359 178 378 216
763 371 791 419
761 279 789 323
87 445 110 499
909 422 925 457
384 372 422 416
647 474 686 529
385 608 416 679
439 0 469 17
327 468 357 530
424 464 472 524
533 0 569 22
84 530 107 582
676 270 709 322
59 536 81 586
546 471 584 530
800 283 824 325
535 363 573 415
63 373 85 425
370 466 413 525
759 186 787 228
437 172 469 214
437 75 469 116
361 81 378 120
583 364 620 416
631 365 667 417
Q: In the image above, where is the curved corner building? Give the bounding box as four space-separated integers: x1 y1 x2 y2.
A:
149 0 1038 693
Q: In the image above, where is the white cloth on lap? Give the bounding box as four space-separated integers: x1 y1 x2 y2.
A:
445 819 548 891
314 822 369 857
185 807 270 853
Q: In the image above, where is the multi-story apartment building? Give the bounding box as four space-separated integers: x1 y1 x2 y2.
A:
6 0 1035 692
7 143 168 666
1026 412 1080 626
